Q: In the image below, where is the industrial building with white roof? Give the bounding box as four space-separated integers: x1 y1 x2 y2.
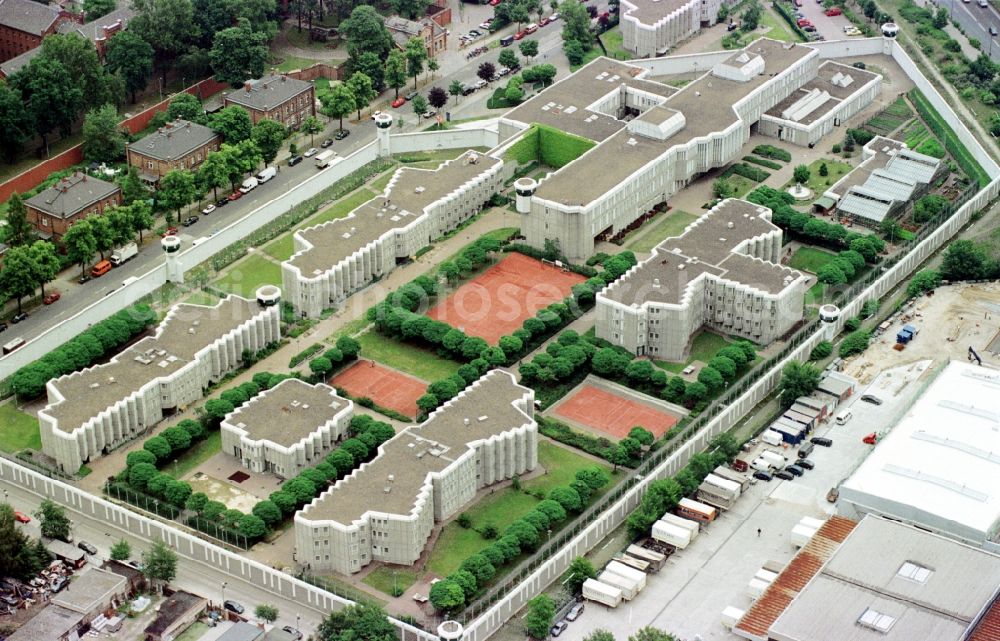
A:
838 360 1000 547
294 370 537 575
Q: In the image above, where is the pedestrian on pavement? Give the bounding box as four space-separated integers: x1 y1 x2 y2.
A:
757 528 761 537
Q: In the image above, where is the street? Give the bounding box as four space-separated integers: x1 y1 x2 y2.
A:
935 0 1000 61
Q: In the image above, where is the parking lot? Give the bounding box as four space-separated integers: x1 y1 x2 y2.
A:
564 360 933 640
793 0 854 41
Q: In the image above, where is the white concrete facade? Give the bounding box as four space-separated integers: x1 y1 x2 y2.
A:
595 199 806 359
220 379 354 479
294 371 537 575
620 0 702 59
38 296 281 473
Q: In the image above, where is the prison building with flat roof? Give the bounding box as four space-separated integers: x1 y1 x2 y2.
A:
619 0 701 59
221 379 354 479
294 370 536 574
39 296 281 473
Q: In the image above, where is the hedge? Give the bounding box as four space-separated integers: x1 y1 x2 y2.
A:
538 417 636 467
10 304 157 399
290 343 324 368
723 162 770 182
751 144 792 162
908 88 990 188
743 155 783 170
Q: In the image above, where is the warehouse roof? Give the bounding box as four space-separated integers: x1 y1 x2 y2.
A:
300 371 534 524
7 605 82 641
223 379 352 448
224 74 313 112
26 172 120 219
129 119 219 162
840 360 1000 543
52 567 127 614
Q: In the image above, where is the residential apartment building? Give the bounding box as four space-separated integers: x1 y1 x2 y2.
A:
0 0 77 62
619 0 701 59
294 370 537 575
223 74 316 128
126 119 221 184
385 15 446 58
39 295 281 473
24 172 122 243
282 149 503 317
500 39 879 261
595 199 807 360
221 379 354 479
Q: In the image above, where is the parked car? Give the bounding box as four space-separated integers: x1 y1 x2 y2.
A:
282 627 303 641
321 138 333 148
566 603 585 621
391 96 406 108
224 600 245 614
13 511 30 523
475 79 488 89
797 19 812 26
11 312 28 324
514 30 527 39
182 216 199 227
404 90 418 101
479 21 492 29
334 128 350 140
78 541 98 555
798 458 815 470
525 22 538 33
0 322 7 333
202 204 216 215
549 11 559 20
992 26 999 36
161 227 178 237
422 110 436 119
214 198 229 208
551 621 568 637
303 147 318 157
786 464 804 476
825 6 842 14
860 394 883 405
540 16 551 25
803 25 816 31
753 470 773 481
370 110 384 120
50 577 68 593
774 470 795 481
43 292 61 305
810 436 833 447
227 191 243 201
288 154 303 166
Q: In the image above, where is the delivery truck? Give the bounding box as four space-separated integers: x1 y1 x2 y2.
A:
598 570 640 600
660 513 699 539
761 429 783 447
582 579 623 608
109 242 138 266
315 150 337 168
626 544 666 572
606 561 647 591
760 450 788 469
676 498 717 523
652 520 693 549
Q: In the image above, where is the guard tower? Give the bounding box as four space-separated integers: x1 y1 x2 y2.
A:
161 235 183 283
514 177 538 214
374 112 394 157
819 304 841 341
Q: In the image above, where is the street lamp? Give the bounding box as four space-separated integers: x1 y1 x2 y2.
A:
221 581 227 610
296 614 301 632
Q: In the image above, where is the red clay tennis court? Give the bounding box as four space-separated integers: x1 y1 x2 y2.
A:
331 360 425 419
428 253 586 344
554 384 679 439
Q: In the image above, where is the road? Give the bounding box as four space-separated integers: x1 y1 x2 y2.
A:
935 0 1000 61
2 481 326 639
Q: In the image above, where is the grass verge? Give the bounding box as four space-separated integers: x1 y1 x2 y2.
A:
0 403 41 453
362 567 418 596
356 330 462 381
212 253 283 297
171 431 222 479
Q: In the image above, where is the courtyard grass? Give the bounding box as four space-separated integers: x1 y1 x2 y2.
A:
786 158 852 194
599 27 631 60
806 281 825 306
263 234 295 261
212 253 282 297
788 246 837 274
0 403 41 453
356 330 462 381
369 171 395 192
522 441 611 495
626 210 698 252
362 567 418 596
760 6 801 42
274 56 323 73
172 431 222 480
180 290 221 307
306 188 377 227
655 330 733 372
727 174 758 198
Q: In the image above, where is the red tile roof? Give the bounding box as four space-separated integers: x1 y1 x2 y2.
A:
734 516 857 640
968 597 1000 641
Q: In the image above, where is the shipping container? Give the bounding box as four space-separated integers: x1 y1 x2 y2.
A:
704 473 742 497
697 482 736 510
761 429 783 447
676 497 717 523
721 606 745 630
651 520 693 549
612 554 650 573
660 513 700 539
582 579 622 608
712 466 750 492
606 561 647 590
626 545 665 572
598 570 639 600
790 524 817 548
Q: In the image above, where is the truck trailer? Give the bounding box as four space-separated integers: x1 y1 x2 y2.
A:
652 520 693 549
109 242 138 266
676 497 717 523
605 561 647 591
582 579 622 608
612 554 650 574
659 513 699 539
598 571 639 600
697 482 737 510
626 545 666 572
712 466 751 492
315 150 337 168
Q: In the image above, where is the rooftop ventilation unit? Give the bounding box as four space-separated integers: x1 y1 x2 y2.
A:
728 221 734 228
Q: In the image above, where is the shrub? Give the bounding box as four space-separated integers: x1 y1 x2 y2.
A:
751 144 792 162
809 341 833 361
839 330 872 357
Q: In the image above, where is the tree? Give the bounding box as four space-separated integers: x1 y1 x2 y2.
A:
35 499 71 541
4 194 33 247
11 56 83 155
83 0 116 20
39 33 119 111
740 0 762 30
0 247 35 315
309 356 333 379
519 39 539 62
106 31 154 103
879 218 903 244
629 628 677 641
317 604 397 641
478 62 497 85
142 540 178 591
341 5 393 60
779 361 821 406
119 167 150 206
29 240 60 297
460 553 496 584
347 72 376 120
393 0 431 19
352 51 386 92
157 169 196 224
565 556 596 594
817 262 847 286
198 150 230 201
385 50 408 99
585 631 616 641
914 194 948 223
560 0 592 49
130 0 195 85
907 269 941 297
792 164 810 184
548 486 582 513
0 83 31 163
427 86 448 111
412 94 429 120
251 119 286 165
320 83 356 132
211 105 253 143
499 48 519 71
405 37 427 91
255 604 279 623
564 39 585 65
449 79 464 104
300 115 323 146
818 161 828 177
942 239 989 281
251 500 282 527
809 340 833 361
428 579 464 612
110 539 131 561
525 595 555 639
62 219 98 278
82 104 126 163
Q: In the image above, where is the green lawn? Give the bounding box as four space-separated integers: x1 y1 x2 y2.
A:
599 27 631 60
175 622 209 641
370 171 395 192
442 227 519 264
760 7 800 42
212 254 283 298
788 246 837 274
788 158 852 194
172 431 222 480
0 403 40 453
806 281 826 306
357 330 462 381
426 442 612 576
362 567 417 596
655 330 733 372
274 56 323 72
306 188 377 227
263 234 295 261
180 290 221 307
627 210 699 252
727 174 758 198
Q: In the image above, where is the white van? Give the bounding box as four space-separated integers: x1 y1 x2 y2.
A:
835 410 852 425
239 176 259 194
257 166 276 183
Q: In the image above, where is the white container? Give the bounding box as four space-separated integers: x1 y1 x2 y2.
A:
110 242 138 266
754 568 778 584
582 578 623 607
652 520 693 549
599 570 639 600
626 545 665 570
747 577 770 599
606 561 647 591
761 450 787 468
660 513 700 539
721 606 745 630
791 524 818 548
704 473 742 497
751 457 772 472
762 429 783 447
799 516 826 530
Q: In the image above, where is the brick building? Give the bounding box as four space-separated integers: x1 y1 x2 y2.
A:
25 172 122 242
385 15 446 58
223 74 315 128
0 0 79 62
126 119 221 184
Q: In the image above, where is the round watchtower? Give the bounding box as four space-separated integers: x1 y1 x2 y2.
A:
819 304 841 341
438 621 464 641
161 235 183 283
514 177 538 214
256 285 281 307
374 112 394 157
